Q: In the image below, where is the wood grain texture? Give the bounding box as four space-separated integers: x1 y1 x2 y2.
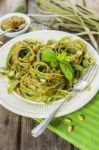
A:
20 117 72 150
0 105 20 150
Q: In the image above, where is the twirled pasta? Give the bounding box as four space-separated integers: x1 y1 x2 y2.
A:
0 37 94 103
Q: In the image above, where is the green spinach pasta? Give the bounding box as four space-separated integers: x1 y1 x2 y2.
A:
0 37 94 103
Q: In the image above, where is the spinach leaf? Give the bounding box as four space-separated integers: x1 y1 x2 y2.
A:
41 48 57 63
59 61 74 81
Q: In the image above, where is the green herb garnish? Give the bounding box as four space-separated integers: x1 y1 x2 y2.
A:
14 6 27 13
41 49 74 80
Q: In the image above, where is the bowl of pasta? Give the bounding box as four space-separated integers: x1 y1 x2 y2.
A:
0 30 99 118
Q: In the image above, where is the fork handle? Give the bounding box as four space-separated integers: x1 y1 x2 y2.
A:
31 91 76 137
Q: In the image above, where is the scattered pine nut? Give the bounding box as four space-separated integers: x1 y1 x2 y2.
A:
67 125 73 133
16 88 21 94
65 118 72 122
40 78 46 83
78 115 84 121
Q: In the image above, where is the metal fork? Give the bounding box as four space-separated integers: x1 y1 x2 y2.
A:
31 64 98 137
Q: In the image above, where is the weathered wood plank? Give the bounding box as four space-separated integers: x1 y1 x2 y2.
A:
20 117 72 150
0 105 20 150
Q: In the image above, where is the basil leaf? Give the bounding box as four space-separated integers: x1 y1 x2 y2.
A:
14 6 27 13
41 48 57 62
50 60 59 68
57 51 66 61
59 61 74 81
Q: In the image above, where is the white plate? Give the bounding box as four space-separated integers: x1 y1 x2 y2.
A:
0 30 99 118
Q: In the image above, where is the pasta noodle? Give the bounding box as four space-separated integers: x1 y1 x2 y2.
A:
0 37 94 103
